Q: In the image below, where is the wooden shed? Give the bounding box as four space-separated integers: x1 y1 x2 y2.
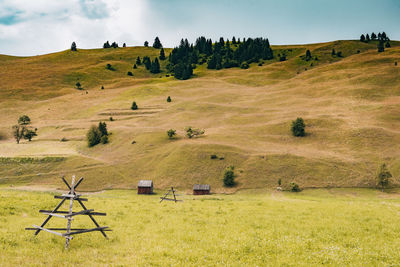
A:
193 184 210 195
137 180 153 194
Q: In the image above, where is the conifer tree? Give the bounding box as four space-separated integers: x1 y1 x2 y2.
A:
371 32 377 40
331 48 336 56
153 37 162 48
377 163 392 191
131 101 138 110
136 56 141 65
159 47 166 60
385 41 391 48
232 36 236 44
360 34 366 42
123 43 126 47
103 41 111 48
150 58 160 73
71 42 77 51
366 33 370 42
305 50 312 61
144 41 149 47
378 40 385 52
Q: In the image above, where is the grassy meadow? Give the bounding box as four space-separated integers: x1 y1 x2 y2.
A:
1 188 400 266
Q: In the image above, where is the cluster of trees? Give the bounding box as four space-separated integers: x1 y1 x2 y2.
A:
103 41 119 48
87 122 109 147
360 32 389 42
12 115 37 144
167 36 274 80
166 127 205 139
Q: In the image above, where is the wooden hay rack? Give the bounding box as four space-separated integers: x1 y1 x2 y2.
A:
159 187 183 203
25 176 111 249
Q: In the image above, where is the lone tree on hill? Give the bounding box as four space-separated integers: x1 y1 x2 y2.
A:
291 117 306 137
71 42 77 51
153 37 162 49
223 166 235 187
159 48 166 60
144 41 149 47
12 115 37 144
131 101 138 110
377 163 392 192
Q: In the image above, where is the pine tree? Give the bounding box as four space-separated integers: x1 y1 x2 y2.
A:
136 56 141 65
167 96 171 102
378 40 385 52
291 118 306 137
305 50 312 61
159 48 166 60
385 41 391 48
71 42 77 51
360 34 366 42
232 36 236 44
103 41 111 48
98 122 108 137
133 64 137 69
150 58 160 73
366 33 370 42
371 32 377 40
123 43 126 47
144 41 149 47
131 101 138 110
219 37 225 46
153 37 162 48
143 56 151 70
331 48 336 56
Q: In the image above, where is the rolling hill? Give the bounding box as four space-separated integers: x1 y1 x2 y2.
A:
1 40 400 192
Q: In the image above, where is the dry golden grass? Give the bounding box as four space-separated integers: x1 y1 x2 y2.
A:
1 41 400 191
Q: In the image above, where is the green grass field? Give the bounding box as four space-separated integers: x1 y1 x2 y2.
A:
1 187 400 266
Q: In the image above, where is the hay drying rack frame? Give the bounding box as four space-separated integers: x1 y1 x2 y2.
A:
25 176 111 249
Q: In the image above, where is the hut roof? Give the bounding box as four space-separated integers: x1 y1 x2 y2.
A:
138 180 153 187
193 184 210 190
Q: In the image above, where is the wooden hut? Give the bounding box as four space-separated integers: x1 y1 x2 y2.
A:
193 184 210 195
137 180 153 194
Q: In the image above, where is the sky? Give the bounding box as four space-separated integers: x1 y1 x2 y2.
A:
0 0 400 56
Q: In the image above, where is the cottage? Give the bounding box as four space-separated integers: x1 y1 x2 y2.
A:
137 180 153 194
193 184 210 195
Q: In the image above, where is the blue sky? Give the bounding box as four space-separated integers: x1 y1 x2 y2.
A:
0 0 399 56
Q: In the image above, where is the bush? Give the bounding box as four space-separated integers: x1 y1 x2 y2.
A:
167 129 176 139
106 64 114 70
291 117 306 137
100 135 109 144
133 64 137 69
240 62 249 69
76 82 82 90
223 166 235 187
131 101 138 110
210 154 218 159
87 125 101 147
101 86 104 90
395 62 398 66
109 117 114 121
167 96 171 102
127 71 133 76
290 182 301 192
185 126 205 138
60 137 68 142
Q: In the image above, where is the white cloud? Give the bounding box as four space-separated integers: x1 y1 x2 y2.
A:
0 0 150 56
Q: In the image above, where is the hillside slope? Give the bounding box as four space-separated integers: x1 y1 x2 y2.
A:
1 40 400 191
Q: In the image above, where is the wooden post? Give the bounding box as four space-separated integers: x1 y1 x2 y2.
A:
65 175 75 249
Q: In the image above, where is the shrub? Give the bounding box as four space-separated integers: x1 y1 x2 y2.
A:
100 135 109 144
76 82 82 90
109 117 114 121
223 166 235 187
60 137 68 142
395 62 398 66
336 51 342 57
106 64 114 70
278 178 282 186
167 96 171 102
133 64 137 69
131 101 138 110
127 71 133 76
87 125 101 147
240 62 249 69
290 182 301 192
291 117 306 137
101 86 104 90
377 163 392 191
210 154 218 159
185 126 205 138
167 129 176 139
